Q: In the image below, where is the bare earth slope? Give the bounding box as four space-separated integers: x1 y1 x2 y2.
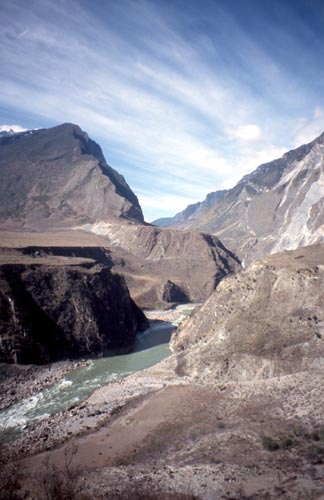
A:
155 132 324 265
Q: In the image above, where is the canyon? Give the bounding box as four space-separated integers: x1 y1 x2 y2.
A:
1 124 324 499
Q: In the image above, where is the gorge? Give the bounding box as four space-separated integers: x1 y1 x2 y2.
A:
1 124 324 500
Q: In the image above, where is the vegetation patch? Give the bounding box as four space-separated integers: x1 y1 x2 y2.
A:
261 434 293 452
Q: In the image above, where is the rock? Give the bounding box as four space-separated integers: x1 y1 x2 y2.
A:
0 258 147 364
171 243 324 381
159 280 189 303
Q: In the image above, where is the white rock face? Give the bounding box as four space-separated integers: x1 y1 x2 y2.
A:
158 132 324 264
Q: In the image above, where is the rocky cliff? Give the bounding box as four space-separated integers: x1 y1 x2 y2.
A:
0 123 144 229
0 247 147 364
172 243 324 381
155 132 324 265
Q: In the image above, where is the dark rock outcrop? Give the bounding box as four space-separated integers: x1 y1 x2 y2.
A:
171 244 324 381
154 132 324 265
159 280 189 303
0 123 144 229
0 254 147 364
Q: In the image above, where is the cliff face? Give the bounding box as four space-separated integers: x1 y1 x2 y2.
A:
0 249 147 364
172 244 324 381
155 133 324 265
0 123 144 229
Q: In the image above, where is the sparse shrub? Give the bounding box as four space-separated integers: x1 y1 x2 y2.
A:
37 441 88 500
261 433 294 451
111 404 124 416
261 435 279 451
112 489 201 499
0 445 22 500
310 427 324 441
292 423 305 436
278 437 293 449
305 446 324 464
217 421 225 429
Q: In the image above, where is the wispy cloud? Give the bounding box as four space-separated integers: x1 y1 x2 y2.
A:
16 28 29 39
1 0 324 220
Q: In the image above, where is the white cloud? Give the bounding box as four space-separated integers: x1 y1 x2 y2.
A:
0 124 27 133
227 124 262 142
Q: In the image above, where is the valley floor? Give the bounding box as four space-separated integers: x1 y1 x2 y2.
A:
4 358 324 499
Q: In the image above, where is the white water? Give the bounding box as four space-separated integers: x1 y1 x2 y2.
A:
0 304 196 440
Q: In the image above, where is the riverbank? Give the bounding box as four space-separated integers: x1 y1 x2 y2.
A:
0 304 198 457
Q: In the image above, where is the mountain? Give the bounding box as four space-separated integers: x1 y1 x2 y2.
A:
154 132 324 264
0 123 144 229
0 123 241 308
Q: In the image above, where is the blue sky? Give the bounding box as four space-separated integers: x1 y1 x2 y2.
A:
1 0 324 221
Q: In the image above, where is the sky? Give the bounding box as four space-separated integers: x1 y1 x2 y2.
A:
1 0 324 221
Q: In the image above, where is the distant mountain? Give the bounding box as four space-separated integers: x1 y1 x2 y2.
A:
153 191 226 228
0 123 144 229
154 132 324 264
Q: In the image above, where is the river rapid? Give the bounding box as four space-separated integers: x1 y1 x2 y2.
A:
0 304 196 441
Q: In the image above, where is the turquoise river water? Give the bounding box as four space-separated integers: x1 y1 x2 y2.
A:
0 304 195 439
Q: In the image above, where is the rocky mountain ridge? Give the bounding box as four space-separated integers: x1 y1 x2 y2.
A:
0 123 144 229
155 132 324 264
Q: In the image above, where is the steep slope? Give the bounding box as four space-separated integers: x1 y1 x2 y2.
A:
172 243 324 381
0 123 144 229
78 222 242 307
0 246 147 364
155 132 324 264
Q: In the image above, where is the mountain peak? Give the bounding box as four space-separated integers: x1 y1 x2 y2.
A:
0 123 144 229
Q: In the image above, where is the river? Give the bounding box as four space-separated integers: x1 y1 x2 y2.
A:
0 304 196 440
